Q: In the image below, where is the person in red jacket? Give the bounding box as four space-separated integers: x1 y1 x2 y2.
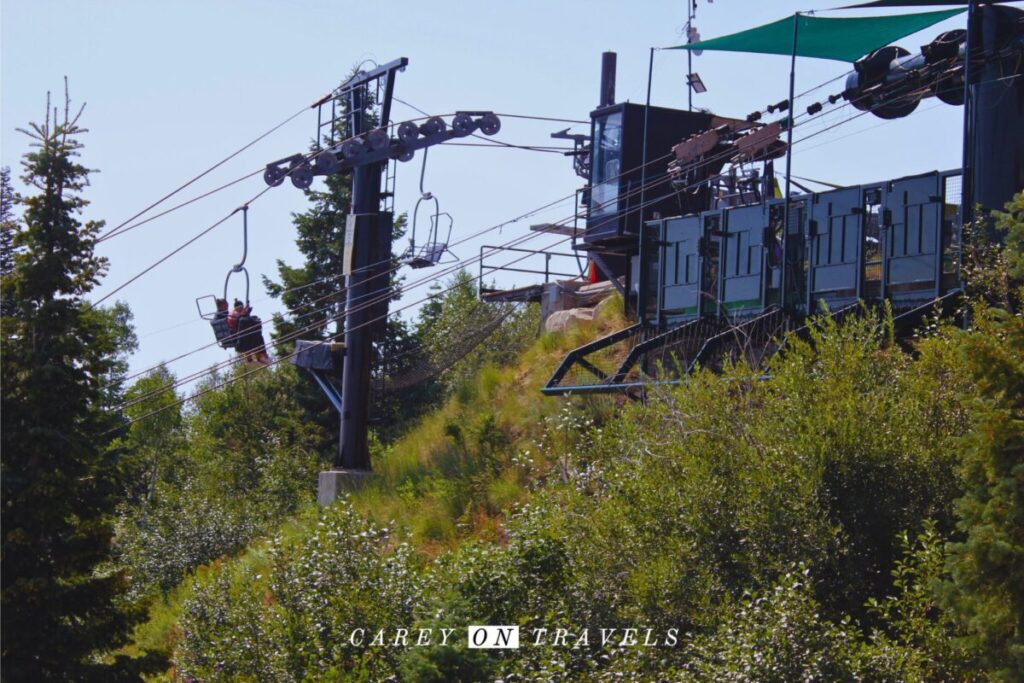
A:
228 299 271 366
227 299 247 334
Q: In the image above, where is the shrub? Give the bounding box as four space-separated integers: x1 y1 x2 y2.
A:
176 499 422 681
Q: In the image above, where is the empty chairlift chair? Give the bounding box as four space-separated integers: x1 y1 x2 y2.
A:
400 148 456 269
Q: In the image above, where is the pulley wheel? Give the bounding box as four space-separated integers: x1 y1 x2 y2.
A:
398 121 420 143
341 139 365 160
870 95 920 120
312 153 339 175
477 113 501 136
397 149 415 163
263 166 286 187
290 166 314 189
419 116 446 137
934 71 965 106
452 113 475 137
367 129 390 151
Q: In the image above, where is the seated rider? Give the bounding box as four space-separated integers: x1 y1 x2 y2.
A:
228 299 271 367
227 298 249 334
208 297 235 348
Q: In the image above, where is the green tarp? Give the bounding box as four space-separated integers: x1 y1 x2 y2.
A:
838 1 1012 9
667 8 964 62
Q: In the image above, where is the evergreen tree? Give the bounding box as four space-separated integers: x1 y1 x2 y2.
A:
1 87 148 679
263 112 355 455
264 69 429 447
942 311 1024 681
1 166 20 316
263 162 350 348
941 193 1024 681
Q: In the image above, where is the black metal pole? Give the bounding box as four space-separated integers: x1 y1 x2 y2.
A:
960 0 976 228
782 12 799 312
688 49 693 112
338 84 383 471
637 47 655 319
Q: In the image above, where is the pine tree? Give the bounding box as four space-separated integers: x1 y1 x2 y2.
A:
941 194 1024 681
262 118 354 455
1 166 20 317
263 68 429 447
1 86 149 679
941 311 1024 681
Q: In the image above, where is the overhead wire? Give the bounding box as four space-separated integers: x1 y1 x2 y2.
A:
108 234 575 432
114 62 974 401
90 111 439 307
98 103 312 241
97 168 264 243
442 141 574 153
113 139 686 383
394 97 582 157
111 178 697 428
114 223 580 413
112 154 699 411
90 186 277 308
796 70 1024 156
112 165 586 387
119 164 722 419
111 62 912 348
114 125 807 413
494 113 590 124
116 83 851 393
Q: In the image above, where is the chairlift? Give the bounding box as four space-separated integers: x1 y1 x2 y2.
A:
400 148 456 269
194 206 271 364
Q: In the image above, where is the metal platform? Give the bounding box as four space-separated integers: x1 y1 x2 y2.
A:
480 283 546 303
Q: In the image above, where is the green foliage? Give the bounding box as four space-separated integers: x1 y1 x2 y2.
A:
680 567 864 681
942 311 1024 681
115 363 326 598
0 166 20 315
994 190 1024 305
176 499 422 681
157 295 1018 681
865 520 983 681
1 87 154 679
114 365 185 505
963 190 1024 315
416 271 539 397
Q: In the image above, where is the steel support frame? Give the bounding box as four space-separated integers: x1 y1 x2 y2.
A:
336 60 406 471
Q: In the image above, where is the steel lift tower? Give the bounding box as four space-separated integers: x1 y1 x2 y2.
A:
263 59 501 502
337 60 402 475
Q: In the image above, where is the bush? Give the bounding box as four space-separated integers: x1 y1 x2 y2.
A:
176 499 422 681
115 364 326 598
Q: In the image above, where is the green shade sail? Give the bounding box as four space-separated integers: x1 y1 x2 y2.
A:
667 8 964 62
838 1 1012 8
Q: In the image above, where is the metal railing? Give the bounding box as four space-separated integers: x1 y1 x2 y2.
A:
478 245 582 297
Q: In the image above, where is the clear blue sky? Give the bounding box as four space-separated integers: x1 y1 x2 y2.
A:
1 0 986 390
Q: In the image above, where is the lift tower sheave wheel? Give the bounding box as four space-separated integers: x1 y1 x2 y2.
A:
261 111 502 190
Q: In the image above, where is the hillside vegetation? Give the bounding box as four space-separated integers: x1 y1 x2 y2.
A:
117 194 1024 681
125 267 1024 682
6 86 1022 682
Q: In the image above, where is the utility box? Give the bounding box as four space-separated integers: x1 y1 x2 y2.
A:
586 103 712 249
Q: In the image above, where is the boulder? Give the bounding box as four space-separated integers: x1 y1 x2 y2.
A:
544 307 596 334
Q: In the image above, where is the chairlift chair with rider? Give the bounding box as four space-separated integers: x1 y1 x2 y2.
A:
194 206 271 364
